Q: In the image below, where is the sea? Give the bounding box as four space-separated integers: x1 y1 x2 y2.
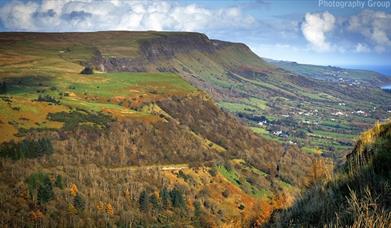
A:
340 65 391 77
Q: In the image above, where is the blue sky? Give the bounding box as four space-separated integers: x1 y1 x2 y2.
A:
0 0 390 69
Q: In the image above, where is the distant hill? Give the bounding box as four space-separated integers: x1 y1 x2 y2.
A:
268 120 391 227
265 59 391 87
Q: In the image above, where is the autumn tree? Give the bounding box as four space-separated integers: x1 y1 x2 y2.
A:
105 203 114 216
30 210 44 222
306 149 333 186
70 184 78 197
96 201 105 212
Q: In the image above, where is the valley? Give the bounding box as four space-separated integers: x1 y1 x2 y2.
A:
0 31 389 227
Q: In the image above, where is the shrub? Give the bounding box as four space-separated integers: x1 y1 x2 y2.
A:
48 110 113 131
37 94 60 104
81 66 94 75
222 189 230 198
208 167 217 177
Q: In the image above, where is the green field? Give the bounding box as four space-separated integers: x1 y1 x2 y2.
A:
0 71 197 142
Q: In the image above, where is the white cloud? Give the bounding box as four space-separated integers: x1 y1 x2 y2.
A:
0 0 255 32
301 11 336 52
355 43 370 53
348 10 391 51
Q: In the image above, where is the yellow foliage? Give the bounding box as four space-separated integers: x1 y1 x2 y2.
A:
305 156 333 186
67 203 77 215
70 184 78 197
360 121 381 146
124 188 131 198
96 201 105 212
374 120 381 134
105 203 114 216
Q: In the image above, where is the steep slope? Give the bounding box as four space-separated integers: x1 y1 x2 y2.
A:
267 121 391 227
3 31 389 158
0 32 318 226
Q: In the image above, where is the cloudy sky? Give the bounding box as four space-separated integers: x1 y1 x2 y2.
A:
0 0 390 69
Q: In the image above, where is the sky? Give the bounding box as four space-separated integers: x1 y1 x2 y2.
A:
0 0 390 70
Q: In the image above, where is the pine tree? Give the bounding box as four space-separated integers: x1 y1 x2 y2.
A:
160 187 171 209
170 188 185 209
73 194 85 212
37 175 53 204
149 193 160 210
55 175 64 189
0 82 7 94
194 201 202 217
193 201 202 227
139 190 149 212
19 139 30 159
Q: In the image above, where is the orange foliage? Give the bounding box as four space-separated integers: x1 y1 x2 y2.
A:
30 210 44 221
272 192 288 209
105 203 114 216
96 201 105 212
251 193 292 227
252 200 273 226
70 184 78 197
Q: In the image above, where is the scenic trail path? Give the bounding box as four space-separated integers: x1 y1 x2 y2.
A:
107 163 188 172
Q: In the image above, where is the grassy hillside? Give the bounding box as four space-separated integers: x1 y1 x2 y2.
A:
2 31 390 159
0 32 323 226
267 120 391 227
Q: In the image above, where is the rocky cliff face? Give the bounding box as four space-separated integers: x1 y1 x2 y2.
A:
92 49 147 72
91 32 250 72
140 33 217 61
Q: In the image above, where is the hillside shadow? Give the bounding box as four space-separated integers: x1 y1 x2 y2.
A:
0 75 55 95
